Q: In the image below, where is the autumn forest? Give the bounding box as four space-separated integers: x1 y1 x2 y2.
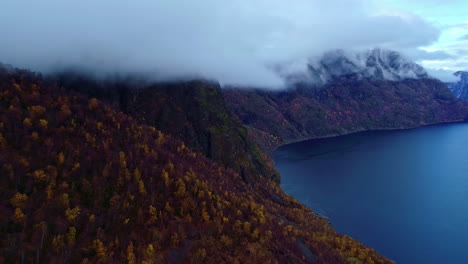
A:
0 66 396 263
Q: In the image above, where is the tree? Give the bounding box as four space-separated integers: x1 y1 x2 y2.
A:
176 178 186 197
28 105 46 118
67 227 76 246
92 239 107 263
32 169 47 182
143 244 155 264
138 179 147 195
148 205 158 223
13 208 25 224
10 192 28 208
201 208 210 222
88 98 99 110
65 207 80 223
57 152 65 165
126 242 136 264
52 235 65 253
39 119 48 128
23 118 32 127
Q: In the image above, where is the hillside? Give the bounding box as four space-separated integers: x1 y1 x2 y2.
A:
0 67 395 263
51 73 278 182
224 77 468 152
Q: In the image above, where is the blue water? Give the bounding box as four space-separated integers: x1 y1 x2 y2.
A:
274 123 468 264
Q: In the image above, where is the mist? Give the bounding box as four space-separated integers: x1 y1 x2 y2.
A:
1 0 442 88
426 69 462 83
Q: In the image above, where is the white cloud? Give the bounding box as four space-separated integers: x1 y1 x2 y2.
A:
425 68 461 82
0 0 441 88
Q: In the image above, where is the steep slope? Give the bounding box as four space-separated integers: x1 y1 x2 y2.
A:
447 71 468 101
0 67 394 263
52 73 278 182
224 77 468 151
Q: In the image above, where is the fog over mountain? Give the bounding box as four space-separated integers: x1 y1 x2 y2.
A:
0 0 444 88
279 49 430 86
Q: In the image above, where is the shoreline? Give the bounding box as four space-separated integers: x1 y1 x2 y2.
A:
273 119 468 264
274 119 467 151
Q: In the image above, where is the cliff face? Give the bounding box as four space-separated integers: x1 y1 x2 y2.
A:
0 66 395 264
53 74 278 182
224 78 468 151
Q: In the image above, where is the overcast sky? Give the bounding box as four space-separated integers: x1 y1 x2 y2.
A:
384 0 468 82
1 0 467 86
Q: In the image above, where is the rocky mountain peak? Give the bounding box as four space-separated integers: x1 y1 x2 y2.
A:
454 71 468 81
447 71 468 100
282 48 429 86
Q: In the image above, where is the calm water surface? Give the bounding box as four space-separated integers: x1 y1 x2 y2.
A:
274 123 468 264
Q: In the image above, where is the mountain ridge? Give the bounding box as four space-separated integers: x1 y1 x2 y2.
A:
279 49 429 87
224 77 468 152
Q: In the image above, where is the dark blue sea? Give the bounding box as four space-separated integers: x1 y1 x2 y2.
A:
274 123 468 264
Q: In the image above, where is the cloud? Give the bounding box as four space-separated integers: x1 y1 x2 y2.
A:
406 49 454 60
0 0 441 88
458 34 468 41
442 22 468 30
426 68 461 82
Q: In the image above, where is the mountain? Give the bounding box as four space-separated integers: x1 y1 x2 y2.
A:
224 51 468 152
447 71 468 101
51 72 279 183
280 49 429 87
0 66 396 263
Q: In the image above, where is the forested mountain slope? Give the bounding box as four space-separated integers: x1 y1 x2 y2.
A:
52 73 278 182
224 78 468 151
0 67 394 263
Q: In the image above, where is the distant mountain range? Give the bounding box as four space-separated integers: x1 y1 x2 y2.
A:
224 49 468 151
279 48 429 87
447 71 468 101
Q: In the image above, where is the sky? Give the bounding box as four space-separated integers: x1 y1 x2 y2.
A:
0 0 467 87
383 0 468 82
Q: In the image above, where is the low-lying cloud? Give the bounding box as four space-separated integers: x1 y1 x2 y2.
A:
0 0 441 88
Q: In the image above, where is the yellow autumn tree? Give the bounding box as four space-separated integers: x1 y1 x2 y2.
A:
10 192 28 208
92 239 107 263
176 178 186 197
67 227 76 246
126 242 136 264
143 244 155 264
13 208 25 223
65 207 80 222
23 118 32 127
32 169 47 182
39 119 48 128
